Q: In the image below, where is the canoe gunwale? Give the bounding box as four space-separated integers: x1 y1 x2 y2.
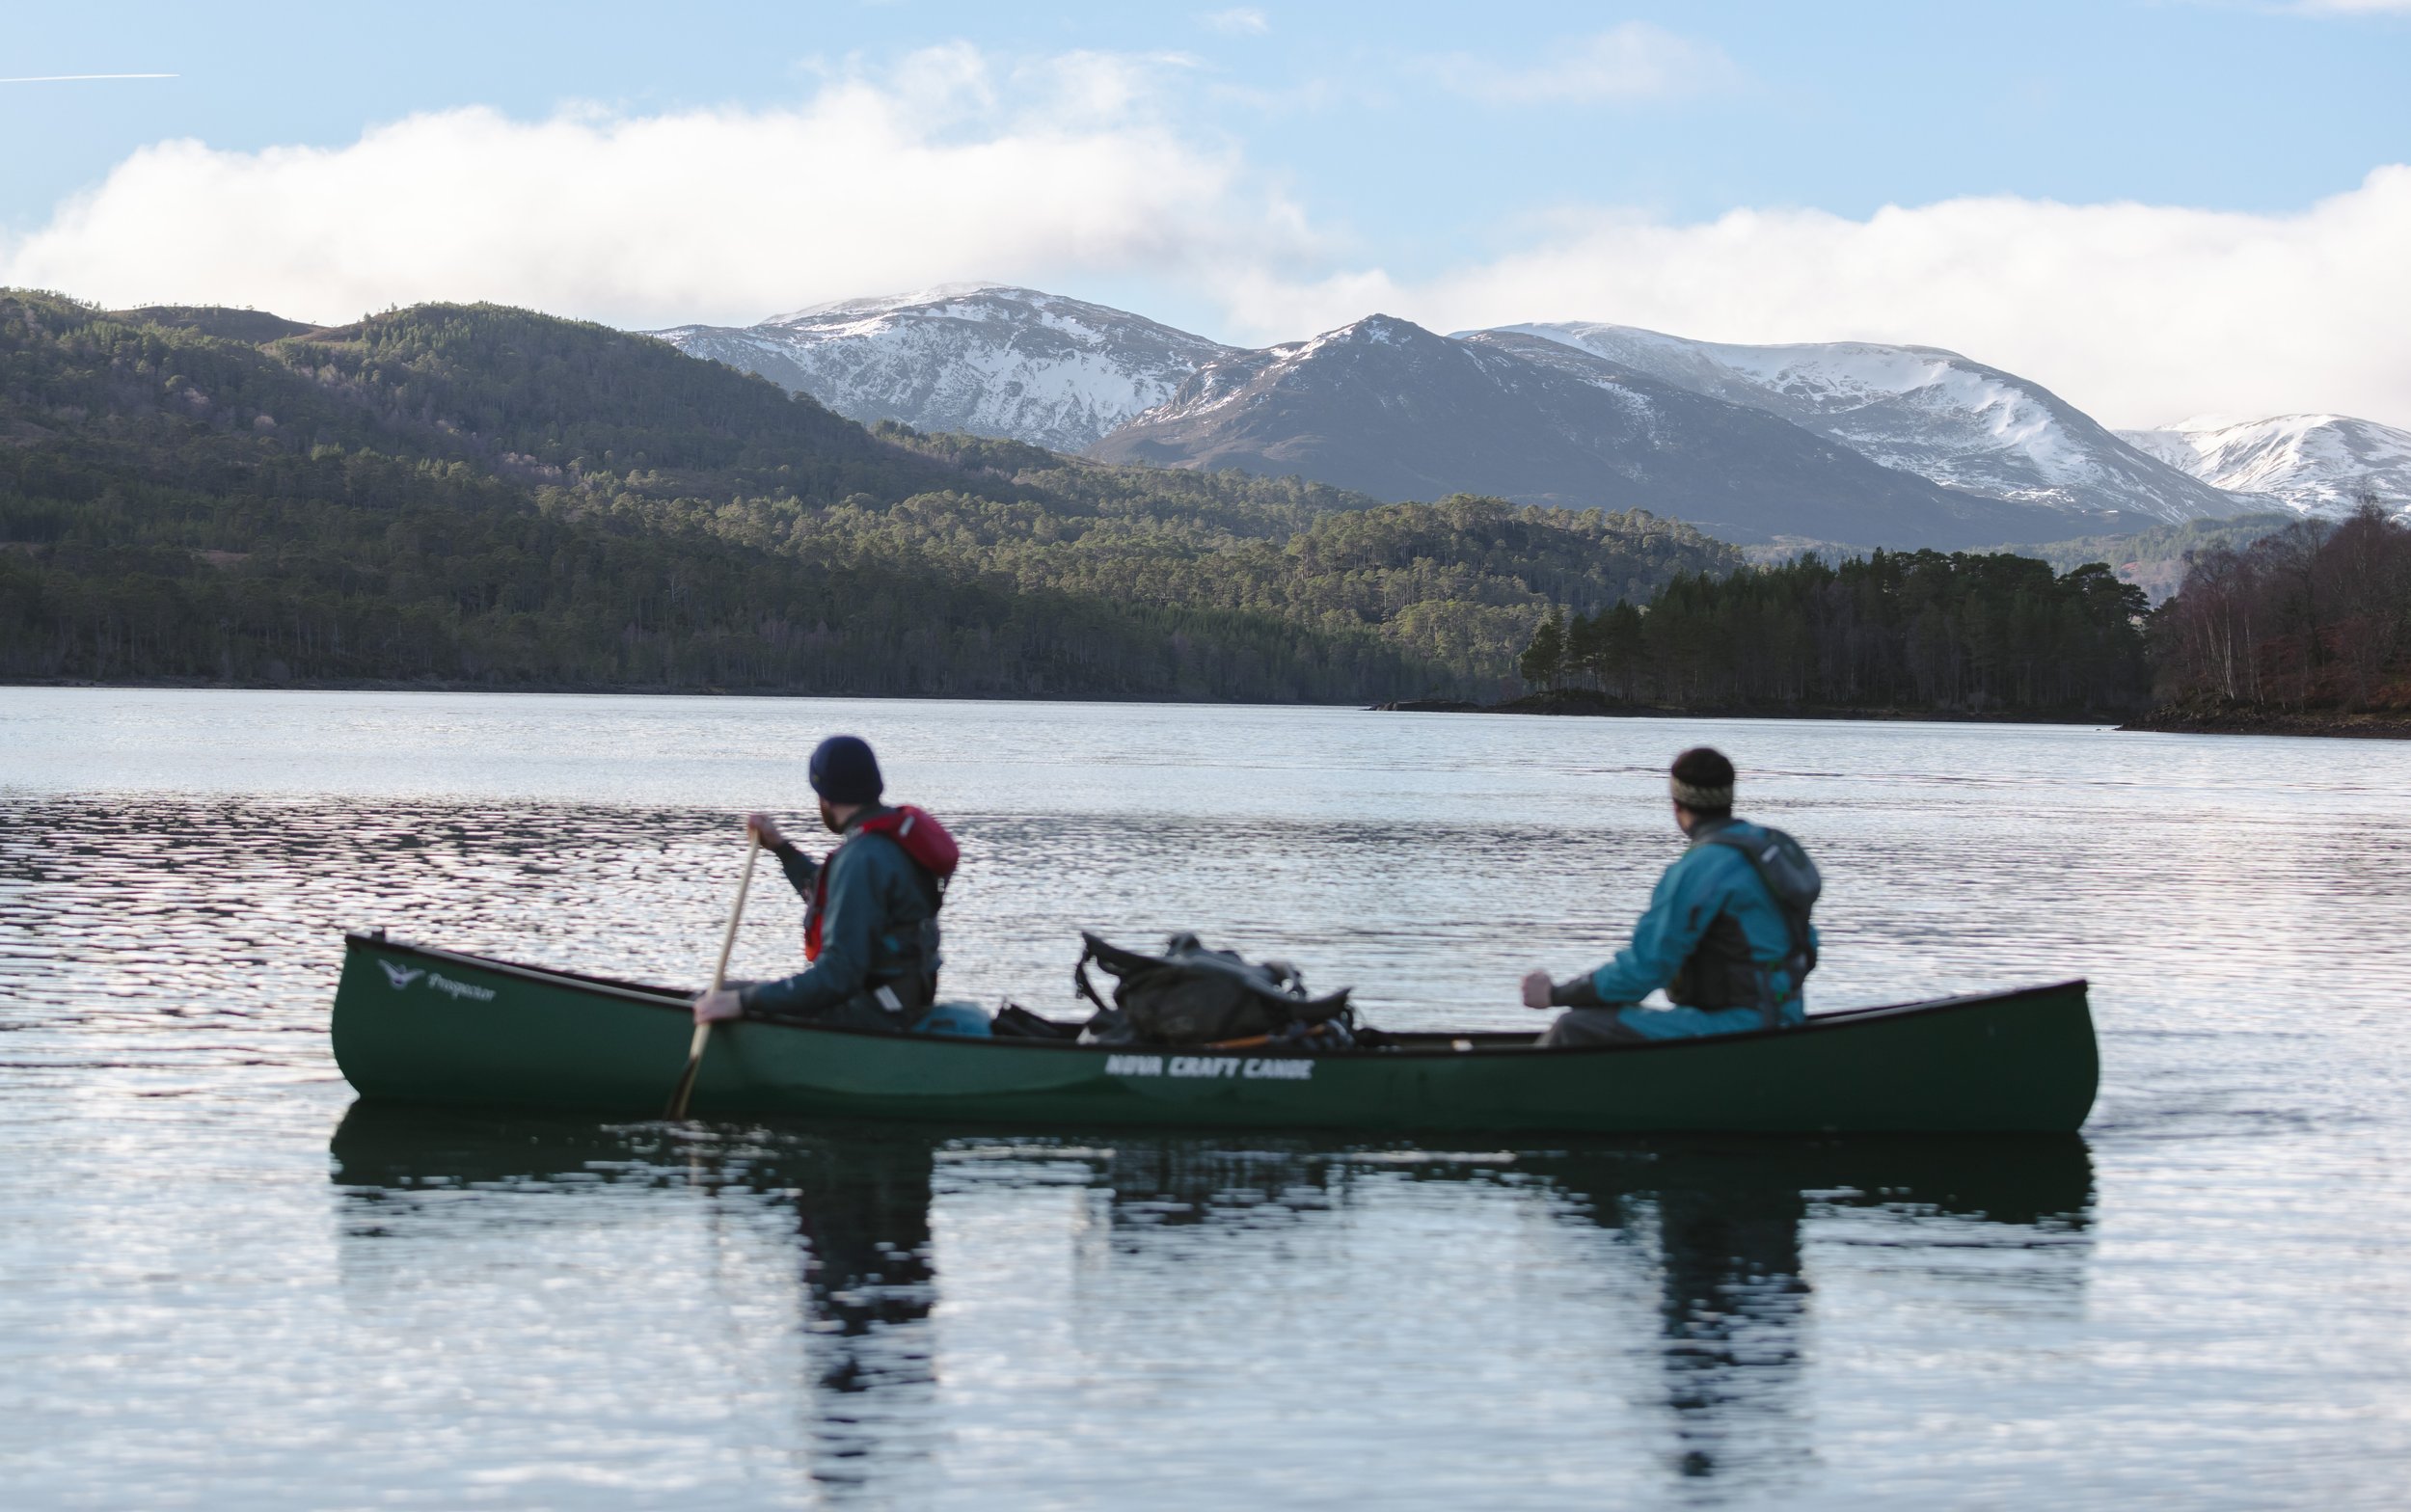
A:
342 930 2088 1063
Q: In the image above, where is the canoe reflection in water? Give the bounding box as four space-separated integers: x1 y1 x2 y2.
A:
331 1105 2093 1496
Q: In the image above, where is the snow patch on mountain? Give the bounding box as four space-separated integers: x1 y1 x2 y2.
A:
2116 415 2411 519
1479 321 2250 526
653 285 1239 452
643 282 2369 542
1097 315 2105 548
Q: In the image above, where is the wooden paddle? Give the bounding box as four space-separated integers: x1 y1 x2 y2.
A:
665 832 761 1119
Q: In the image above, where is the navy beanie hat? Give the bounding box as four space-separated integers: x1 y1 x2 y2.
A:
808 735 884 805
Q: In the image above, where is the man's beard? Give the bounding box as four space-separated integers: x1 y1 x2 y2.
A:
819 799 844 834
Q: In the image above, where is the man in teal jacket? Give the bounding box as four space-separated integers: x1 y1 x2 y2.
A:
1520 747 1818 1047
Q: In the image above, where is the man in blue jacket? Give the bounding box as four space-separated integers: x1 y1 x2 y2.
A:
1520 747 1819 1047
691 735 947 1034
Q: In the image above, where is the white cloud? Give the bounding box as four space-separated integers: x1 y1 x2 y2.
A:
1422 22 1741 105
9 40 2408 429
1200 8 1269 35
2289 0 2411 13
1223 169 2411 428
0 45 1308 330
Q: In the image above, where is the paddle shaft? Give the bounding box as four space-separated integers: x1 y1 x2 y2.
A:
665 834 761 1118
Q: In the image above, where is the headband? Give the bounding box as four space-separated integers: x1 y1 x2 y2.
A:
1669 776 1733 810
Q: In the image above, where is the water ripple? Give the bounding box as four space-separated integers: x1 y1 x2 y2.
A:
4 689 2411 1509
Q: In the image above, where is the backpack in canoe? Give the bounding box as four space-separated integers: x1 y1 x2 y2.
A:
1074 932 1354 1046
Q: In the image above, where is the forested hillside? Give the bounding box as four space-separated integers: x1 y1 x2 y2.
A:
0 294 1735 700
1516 550 2152 716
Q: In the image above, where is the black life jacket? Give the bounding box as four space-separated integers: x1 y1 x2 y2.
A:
1666 821 1821 1026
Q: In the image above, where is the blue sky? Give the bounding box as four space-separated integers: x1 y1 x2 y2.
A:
6 1 2408 422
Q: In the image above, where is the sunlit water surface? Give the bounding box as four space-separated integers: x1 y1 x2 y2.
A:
3 688 2408 1510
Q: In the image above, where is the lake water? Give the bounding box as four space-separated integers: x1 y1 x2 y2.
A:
4 688 2409 1510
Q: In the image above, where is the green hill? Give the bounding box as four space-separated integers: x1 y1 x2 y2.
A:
0 293 1738 700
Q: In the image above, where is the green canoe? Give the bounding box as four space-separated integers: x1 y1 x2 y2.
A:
331 932 2099 1133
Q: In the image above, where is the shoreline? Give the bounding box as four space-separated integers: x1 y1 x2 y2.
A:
2116 707 2411 740
15 677 2407 737
0 676 1344 706
0 676 2125 724
1378 688 2411 738
1372 690 2120 727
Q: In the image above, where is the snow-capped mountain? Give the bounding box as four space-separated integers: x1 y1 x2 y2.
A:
2117 416 2411 519
1477 322 2250 526
1090 315 2122 547
651 284 1239 453
647 284 2355 545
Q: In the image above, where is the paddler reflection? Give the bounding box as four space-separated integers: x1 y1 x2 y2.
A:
329 1108 2092 1498
1081 1131 2093 1490
329 1105 943 1497
1529 1135 2094 1485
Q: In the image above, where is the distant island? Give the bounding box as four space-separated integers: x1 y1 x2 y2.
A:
2120 503 2411 737
1370 548 2147 722
1447 506 2410 736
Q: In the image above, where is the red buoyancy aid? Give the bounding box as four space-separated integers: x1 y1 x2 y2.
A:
802 805 960 961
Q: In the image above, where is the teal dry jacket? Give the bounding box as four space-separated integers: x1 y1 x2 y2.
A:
1570 817 1816 1034
739 810 941 1020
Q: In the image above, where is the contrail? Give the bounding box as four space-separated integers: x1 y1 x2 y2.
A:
0 73 179 84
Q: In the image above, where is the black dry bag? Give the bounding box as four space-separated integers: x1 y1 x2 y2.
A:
1074 932 1353 1045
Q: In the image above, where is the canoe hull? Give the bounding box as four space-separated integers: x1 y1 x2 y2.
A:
332 934 2099 1134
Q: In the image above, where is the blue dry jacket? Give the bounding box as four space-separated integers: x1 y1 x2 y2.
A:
739 813 939 1019
1584 818 1815 1025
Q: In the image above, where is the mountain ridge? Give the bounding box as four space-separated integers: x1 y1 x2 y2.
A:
653 284 1238 453
1090 314 2144 548
1478 320 2248 526
656 283 2340 544
2118 414 2411 519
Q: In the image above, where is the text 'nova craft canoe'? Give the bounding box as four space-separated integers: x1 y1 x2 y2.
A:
332 933 2098 1133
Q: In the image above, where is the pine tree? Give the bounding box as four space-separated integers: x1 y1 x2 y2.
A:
1518 608 1564 691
